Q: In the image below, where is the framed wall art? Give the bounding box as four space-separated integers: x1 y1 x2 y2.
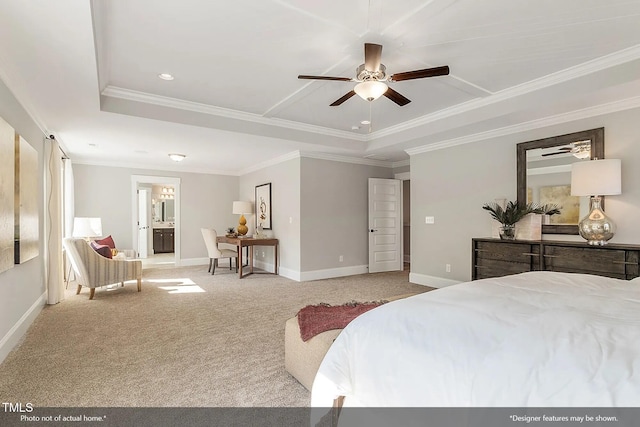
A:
15 134 39 264
0 116 15 273
255 182 272 230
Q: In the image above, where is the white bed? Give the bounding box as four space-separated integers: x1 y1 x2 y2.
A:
311 271 640 408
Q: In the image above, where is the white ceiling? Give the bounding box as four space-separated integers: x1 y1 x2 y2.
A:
1 0 640 175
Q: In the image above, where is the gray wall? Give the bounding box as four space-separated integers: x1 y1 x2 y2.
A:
239 157 301 277
73 164 238 261
300 158 392 272
410 106 640 284
0 77 45 362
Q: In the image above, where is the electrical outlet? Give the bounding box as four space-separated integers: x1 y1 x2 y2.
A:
339 255 344 262
446 264 451 273
262 251 265 257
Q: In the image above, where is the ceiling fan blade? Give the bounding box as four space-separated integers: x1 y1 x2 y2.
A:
541 147 572 156
298 75 352 81
383 87 411 106
364 43 383 72
330 90 356 106
390 65 450 82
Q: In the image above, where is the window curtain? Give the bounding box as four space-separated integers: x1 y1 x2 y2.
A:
63 158 74 237
44 137 64 305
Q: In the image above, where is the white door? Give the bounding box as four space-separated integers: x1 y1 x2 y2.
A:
368 178 402 273
137 188 149 258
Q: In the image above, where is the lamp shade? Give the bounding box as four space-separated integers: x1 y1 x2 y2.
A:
571 159 621 196
72 217 102 238
232 201 252 215
354 80 388 101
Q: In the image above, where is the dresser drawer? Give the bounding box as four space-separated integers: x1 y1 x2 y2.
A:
543 245 627 279
473 240 540 280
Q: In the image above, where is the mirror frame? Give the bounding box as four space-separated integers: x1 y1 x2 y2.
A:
516 127 604 235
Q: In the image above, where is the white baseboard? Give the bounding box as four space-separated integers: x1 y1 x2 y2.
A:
0 292 47 364
299 265 368 282
409 272 462 288
165 258 369 284
277 266 300 281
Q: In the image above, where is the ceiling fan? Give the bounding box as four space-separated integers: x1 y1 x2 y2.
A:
298 43 449 106
541 140 591 159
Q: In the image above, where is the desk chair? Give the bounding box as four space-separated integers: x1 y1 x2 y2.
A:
201 228 239 275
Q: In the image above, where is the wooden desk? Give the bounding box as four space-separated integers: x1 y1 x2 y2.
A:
217 236 279 279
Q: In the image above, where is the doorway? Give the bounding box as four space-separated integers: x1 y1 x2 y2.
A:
368 178 403 273
131 175 181 267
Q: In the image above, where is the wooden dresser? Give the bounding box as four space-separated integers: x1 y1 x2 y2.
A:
472 238 640 281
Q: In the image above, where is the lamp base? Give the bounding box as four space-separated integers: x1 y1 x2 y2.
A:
237 214 248 236
578 196 615 246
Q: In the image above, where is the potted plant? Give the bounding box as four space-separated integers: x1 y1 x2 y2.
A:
226 227 237 237
482 201 542 240
538 204 561 224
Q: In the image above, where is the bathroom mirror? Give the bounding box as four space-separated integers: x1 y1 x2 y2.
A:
153 199 175 222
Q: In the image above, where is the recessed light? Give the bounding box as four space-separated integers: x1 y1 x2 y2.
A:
158 73 174 81
360 120 371 125
168 153 186 162
351 125 360 130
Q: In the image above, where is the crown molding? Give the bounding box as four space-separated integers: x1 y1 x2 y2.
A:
238 150 397 175
300 151 393 167
374 44 640 140
101 86 367 142
238 151 302 175
391 159 410 168
406 95 640 156
72 158 240 176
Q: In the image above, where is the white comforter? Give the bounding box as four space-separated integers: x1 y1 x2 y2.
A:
311 271 640 407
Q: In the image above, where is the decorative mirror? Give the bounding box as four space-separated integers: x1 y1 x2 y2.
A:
516 128 604 235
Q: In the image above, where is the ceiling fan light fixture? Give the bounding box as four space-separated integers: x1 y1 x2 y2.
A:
354 80 388 101
573 150 591 159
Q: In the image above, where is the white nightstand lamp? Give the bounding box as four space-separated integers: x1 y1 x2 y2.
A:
72 217 102 241
571 159 621 245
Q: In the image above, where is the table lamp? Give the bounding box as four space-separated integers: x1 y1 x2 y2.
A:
570 159 621 245
232 201 252 236
72 217 103 241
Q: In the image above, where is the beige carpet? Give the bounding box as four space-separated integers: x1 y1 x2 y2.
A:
0 264 432 407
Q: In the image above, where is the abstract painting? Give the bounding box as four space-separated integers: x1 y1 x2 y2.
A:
0 116 15 273
15 134 39 263
539 185 580 224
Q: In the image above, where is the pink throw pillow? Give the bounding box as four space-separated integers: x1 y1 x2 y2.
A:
90 241 113 259
95 235 116 249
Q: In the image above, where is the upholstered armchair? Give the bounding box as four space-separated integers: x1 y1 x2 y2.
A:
201 228 238 275
63 238 142 300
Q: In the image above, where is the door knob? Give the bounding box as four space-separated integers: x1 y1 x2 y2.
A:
370 229 378 232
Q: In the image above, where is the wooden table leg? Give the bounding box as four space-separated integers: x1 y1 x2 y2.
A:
250 246 254 274
238 242 244 279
